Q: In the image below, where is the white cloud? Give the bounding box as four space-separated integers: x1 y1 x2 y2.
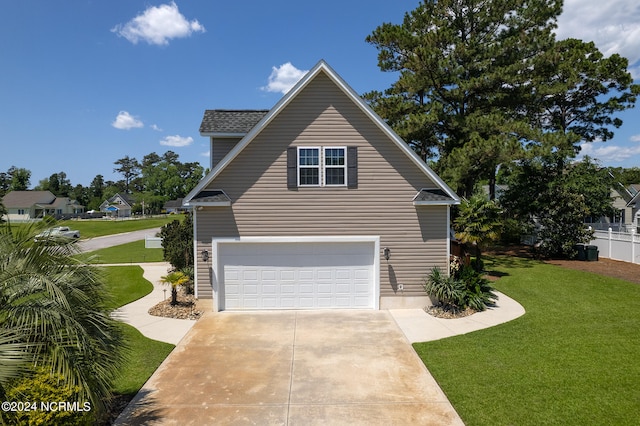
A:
150 124 163 131
630 134 640 142
112 111 143 130
580 141 640 162
111 2 205 46
556 1 640 70
160 135 193 147
262 62 308 94
200 150 210 158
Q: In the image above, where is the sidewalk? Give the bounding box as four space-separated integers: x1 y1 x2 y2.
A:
112 262 525 346
389 291 525 343
110 262 198 345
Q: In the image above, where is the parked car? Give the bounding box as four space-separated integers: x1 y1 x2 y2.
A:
35 226 80 241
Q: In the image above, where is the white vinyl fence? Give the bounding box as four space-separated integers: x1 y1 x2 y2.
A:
589 229 640 264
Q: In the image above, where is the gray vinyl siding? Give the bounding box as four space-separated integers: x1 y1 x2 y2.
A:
195 72 449 300
211 137 241 169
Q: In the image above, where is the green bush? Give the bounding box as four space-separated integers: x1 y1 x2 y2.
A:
3 367 95 425
424 260 497 311
160 214 193 270
458 264 496 311
423 266 465 309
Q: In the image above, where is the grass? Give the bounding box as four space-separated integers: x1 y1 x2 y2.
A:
103 266 154 308
83 240 165 264
60 215 182 238
103 265 174 407
414 256 640 425
112 324 174 396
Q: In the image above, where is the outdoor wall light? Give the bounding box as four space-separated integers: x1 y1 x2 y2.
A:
201 250 209 262
383 247 390 261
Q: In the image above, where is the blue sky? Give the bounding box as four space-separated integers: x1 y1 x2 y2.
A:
2 1 640 188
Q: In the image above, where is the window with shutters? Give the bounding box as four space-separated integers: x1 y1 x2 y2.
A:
288 146 357 189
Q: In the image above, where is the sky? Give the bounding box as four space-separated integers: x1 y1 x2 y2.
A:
1 0 640 188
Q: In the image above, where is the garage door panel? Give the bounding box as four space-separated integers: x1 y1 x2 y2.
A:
220 241 375 310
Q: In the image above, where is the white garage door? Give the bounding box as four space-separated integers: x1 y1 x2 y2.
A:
219 241 375 310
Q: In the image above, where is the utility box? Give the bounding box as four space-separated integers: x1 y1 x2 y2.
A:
585 245 599 261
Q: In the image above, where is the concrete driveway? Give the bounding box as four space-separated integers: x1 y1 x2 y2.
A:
116 310 464 425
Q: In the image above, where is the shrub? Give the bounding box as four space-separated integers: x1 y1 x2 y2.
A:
424 261 497 311
3 367 95 425
458 265 497 311
423 267 465 309
160 214 193 270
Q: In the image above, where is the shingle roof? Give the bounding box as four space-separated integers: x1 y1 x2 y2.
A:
413 189 457 204
199 110 269 134
2 191 56 208
190 190 231 204
163 198 184 208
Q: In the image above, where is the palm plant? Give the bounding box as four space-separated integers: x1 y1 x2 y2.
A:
0 223 123 416
160 271 189 306
453 194 502 270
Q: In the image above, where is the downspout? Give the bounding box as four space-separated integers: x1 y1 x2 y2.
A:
193 207 198 299
446 204 451 276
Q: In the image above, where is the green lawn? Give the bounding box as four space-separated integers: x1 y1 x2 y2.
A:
414 256 640 425
60 215 182 238
103 265 174 407
103 266 154 308
84 240 164 264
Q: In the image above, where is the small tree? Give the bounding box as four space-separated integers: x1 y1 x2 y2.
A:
0 223 123 417
453 194 502 270
160 271 189 306
160 214 193 270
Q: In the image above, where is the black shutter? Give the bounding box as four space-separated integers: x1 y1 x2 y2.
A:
287 147 297 189
347 146 358 188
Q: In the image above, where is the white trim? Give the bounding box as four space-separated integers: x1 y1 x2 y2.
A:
297 146 322 187
187 201 231 207
184 60 460 205
211 236 380 311
413 200 459 206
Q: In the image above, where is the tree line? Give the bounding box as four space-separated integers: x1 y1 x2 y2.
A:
0 150 205 214
367 0 640 257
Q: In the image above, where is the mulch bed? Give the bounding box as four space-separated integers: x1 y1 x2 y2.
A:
544 257 640 285
488 244 640 285
148 287 203 320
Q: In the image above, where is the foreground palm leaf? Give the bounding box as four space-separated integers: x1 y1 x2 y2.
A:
0 223 123 416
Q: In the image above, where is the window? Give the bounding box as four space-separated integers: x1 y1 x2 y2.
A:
288 146 357 189
324 148 346 186
298 147 320 186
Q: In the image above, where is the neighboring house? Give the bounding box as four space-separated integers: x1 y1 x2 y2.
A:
184 60 460 312
100 193 135 218
1 190 84 222
587 184 640 232
163 198 190 214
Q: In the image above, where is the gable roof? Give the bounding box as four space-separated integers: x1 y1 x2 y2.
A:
185 60 460 205
108 193 135 206
200 110 269 136
2 191 56 208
